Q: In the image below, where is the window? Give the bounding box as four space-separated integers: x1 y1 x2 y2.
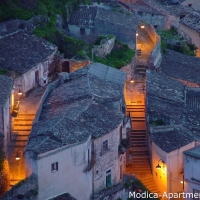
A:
102 140 108 154
80 27 85 35
106 169 111 187
154 25 158 29
193 189 200 200
188 4 192 7
51 162 58 173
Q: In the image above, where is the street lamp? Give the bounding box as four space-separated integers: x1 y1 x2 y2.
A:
156 159 164 169
17 85 22 96
15 149 23 160
141 24 145 29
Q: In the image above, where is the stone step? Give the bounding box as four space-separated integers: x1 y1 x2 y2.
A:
14 121 33 125
18 113 35 116
14 118 34 121
13 126 32 131
131 143 146 147
130 135 146 139
131 118 145 122
9 140 27 147
130 146 148 151
12 131 30 136
11 135 29 141
130 138 146 142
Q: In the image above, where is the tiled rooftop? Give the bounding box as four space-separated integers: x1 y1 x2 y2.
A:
26 63 125 155
180 12 200 33
161 50 200 84
147 96 200 139
0 31 57 74
0 75 13 105
69 5 138 30
184 145 200 159
119 0 163 15
151 129 194 153
69 6 97 26
146 70 185 103
146 69 200 139
96 7 138 30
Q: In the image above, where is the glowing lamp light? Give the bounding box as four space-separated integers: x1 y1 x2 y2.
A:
156 163 161 169
141 25 145 29
136 33 138 36
15 150 23 161
130 80 135 83
181 181 183 184
15 156 20 161
17 89 22 96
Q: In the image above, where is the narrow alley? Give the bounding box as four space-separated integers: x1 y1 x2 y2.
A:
8 87 44 186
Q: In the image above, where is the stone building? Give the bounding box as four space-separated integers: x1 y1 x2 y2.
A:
179 12 200 57
184 145 200 198
181 0 200 11
150 126 195 195
0 75 13 152
68 5 138 47
146 68 200 197
25 63 129 200
118 0 167 30
0 31 57 97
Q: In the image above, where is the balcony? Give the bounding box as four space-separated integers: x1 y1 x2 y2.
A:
85 153 96 172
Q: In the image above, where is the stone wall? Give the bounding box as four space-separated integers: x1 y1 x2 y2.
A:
69 60 90 72
148 36 162 70
0 159 9 197
93 126 121 193
0 174 37 200
92 181 129 200
93 36 115 58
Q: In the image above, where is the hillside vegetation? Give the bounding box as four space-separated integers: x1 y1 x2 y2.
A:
0 0 91 22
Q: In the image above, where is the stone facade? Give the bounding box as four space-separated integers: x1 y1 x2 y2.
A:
184 146 200 199
93 125 125 193
148 36 162 70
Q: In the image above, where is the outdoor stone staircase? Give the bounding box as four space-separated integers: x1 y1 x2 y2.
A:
126 104 160 194
9 113 35 186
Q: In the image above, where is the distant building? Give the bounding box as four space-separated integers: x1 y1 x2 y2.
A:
179 12 200 57
181 0 200 11
25 63 130 200
119 0 166 30
68 5 138 47
146 68 200 196
150 126 195 194
184 145 200 199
